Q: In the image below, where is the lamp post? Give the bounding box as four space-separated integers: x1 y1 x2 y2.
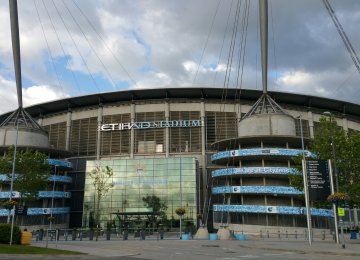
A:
9 119 20 246
323 112 339 192
323 111 342 246
49 165 58 231
297 115 312 246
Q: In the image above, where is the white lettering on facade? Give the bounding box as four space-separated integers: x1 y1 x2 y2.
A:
99 119 204 131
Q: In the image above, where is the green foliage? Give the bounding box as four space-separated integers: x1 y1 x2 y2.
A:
0 224 21 244
0 148 51 201
142 195 168 225
89 164 113 224
309 116 360 207
288 155 304 192
142 195 167 215
175 207 186 216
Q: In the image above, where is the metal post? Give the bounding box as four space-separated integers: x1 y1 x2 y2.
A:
50 165 57 231
298 115 312 246
302 159 312 246
328 159 340 244
323 112 339 192
9 120 20 245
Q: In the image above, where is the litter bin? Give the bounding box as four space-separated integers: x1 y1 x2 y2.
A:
350 230 357 239
235 234 247 240
21 230 32 245
181 234 190 240
209 233 218 240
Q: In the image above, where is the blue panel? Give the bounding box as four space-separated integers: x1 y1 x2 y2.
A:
212 167 299 177
0 207 70 216
212 186 302 195
213 204 333 217
211 148 314 161
0 191 71 199
38 191 71 198
47 159 73 169
48 175 72 183
1 174 72 183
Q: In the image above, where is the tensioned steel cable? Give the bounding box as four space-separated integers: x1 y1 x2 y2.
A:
212 0 235 87
41 0 82 95
234 0 250 113
191 0 222 86
71 0 138 88
51 0 100 92
33 0 66 98
60 0 118 89
221 0 242 110
269 0 278 87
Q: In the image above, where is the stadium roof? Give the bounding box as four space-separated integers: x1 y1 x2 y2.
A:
1 88 360 120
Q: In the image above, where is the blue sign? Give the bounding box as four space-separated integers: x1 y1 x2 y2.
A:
213 204 333 217
212 148 314 161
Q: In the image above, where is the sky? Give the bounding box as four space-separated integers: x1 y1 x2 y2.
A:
0 0 360 114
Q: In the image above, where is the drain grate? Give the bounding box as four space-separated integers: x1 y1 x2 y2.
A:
201 245 220 247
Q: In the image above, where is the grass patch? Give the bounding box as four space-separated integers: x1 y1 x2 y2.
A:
0 244 85 255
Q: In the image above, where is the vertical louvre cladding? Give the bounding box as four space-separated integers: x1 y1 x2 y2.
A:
135 112 165 154
206 111 238 148
100 114 131 155
295 118 310 137
43 122 66 150
70 117 97 156
170 111 201 152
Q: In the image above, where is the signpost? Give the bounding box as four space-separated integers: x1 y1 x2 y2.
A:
306 160 331 201
15 205 28 216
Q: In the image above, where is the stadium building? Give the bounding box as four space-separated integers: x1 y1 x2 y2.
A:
1 87 360 232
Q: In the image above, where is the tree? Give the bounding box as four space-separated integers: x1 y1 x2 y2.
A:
309 117 360 206
142 195 168 228
89 164 113 226
0 148 51 202
175 207 186 237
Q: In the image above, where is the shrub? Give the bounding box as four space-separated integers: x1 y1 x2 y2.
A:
0 223 21 244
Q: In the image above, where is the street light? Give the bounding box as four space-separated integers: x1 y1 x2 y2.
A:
323 111 339 191
323 111 343 247
297 115 312 246
9 119 20 246
49 165 58 231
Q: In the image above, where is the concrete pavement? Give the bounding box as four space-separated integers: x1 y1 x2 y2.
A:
1 234 360 259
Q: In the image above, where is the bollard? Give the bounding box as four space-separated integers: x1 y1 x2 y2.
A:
286 230 288 239
65 231 68 241
322 231 325 240
80 231 83 241
260 230 262 239
267 230 269 238
278 230 280 239
295 230 297 239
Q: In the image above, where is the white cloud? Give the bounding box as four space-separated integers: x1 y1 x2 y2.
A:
0 76 68 114
1 0 360 115
277 71 312 87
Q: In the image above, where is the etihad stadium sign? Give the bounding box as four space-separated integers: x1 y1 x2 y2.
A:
99 119 204 131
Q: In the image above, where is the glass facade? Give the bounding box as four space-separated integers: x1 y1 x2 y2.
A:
83 157 197 227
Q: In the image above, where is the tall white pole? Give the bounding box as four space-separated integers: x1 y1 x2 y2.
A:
298 115 312 245
8 120 19 224
9 120 19 246
328 160 340 244
302 159 312 246
50 165 57 231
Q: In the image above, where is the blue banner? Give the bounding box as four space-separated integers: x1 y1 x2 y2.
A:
212 167 299 177
213 204 333 217
212 186 302 195
212 148 313 161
